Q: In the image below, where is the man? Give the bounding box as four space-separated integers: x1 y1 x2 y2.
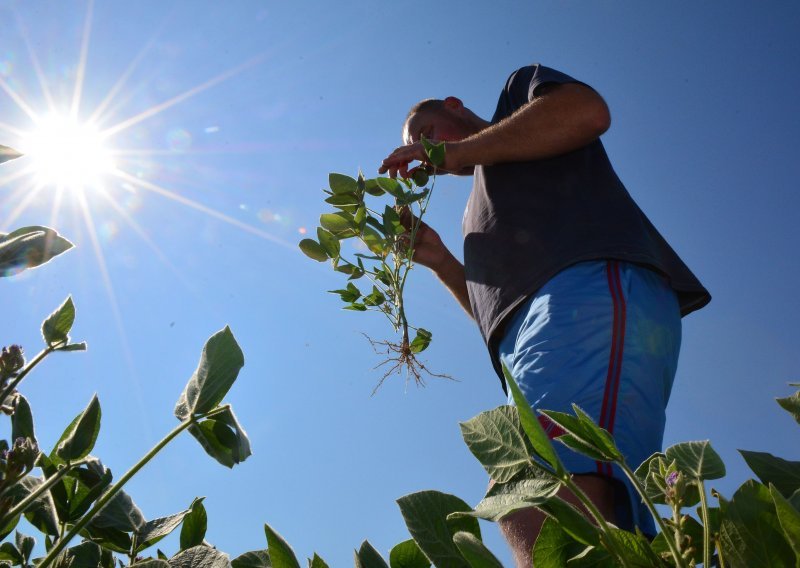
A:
379 64 710 566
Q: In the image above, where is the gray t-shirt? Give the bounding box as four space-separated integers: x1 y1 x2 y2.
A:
462 64 711 387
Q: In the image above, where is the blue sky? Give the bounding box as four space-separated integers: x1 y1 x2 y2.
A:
1 1 799 566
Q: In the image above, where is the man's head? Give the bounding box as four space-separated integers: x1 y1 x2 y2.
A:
402 96 487 146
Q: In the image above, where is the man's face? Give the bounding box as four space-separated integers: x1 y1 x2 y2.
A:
403 108 473 146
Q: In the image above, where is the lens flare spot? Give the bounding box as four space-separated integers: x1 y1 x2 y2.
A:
298 227 307 235
257 208 276 223
204 126 220 133
166 128 192 152
99 221 119 243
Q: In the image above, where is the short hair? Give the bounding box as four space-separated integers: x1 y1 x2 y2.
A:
402 98 444 141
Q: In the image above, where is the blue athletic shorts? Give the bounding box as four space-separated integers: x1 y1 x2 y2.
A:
497 260 681 535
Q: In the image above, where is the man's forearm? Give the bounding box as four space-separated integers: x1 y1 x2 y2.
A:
450 83 610 168
430 253 473 318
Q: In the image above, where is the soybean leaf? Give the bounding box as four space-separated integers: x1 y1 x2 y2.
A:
0 512 19 543
174 326 245 419
633 453 669 505
15 532 33 562
376 177 404 198
537 497 600 547
741 450 800 497
651 515 704 561
531 518 584 568
299 239 328 262
180 497 208 551
82 524 132 553
449 474 560 522
54 394 101 463
382 206 404 236
169 545 231 568
16 476 59 536
388 539 430 568
90 488 145 532
37 453 71 522
459 405 532 483
308 553 329 568
264 523 301 568
315 228 340 259
411 168 429 187
324 193 360 208
420 138 445 167
665 440 726 481
64 458 113 521
11 394 36 446
329 173 358 194
717 480 795 568
188 405 252 468
41 296 76 347
231 550 269 568
608 528 661 567
131 561 170 568
356 541 389 568
135 505 195 554
539 406 621 463
363 178 384 196
769 484 800 557
0 542 21 564
409 329 432 354
64 541 106 568
451 532 504 568
776 391 800 425
354 205 367 230
0 144 21 165
362 226 386 255
396 490 478 568
319 212 355 235
59 342 88 352
503 366 562 474
344 303 367 312
0 226 73 274
397 189 429 207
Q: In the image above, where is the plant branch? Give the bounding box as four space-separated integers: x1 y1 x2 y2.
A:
698 480 711 568
0 459 85 527
0 347 53 403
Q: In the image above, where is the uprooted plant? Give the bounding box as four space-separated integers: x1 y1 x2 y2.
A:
299 139 453 393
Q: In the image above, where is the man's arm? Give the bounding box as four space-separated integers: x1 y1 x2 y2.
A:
380 83 610 176
450 83 610 168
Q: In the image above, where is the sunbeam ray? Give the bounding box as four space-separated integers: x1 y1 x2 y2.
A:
71 0 95 119
0 121 27 138
111 168 295 250
0 78 40 122
1 182 45 231
101 53 267 139
14 8 56 113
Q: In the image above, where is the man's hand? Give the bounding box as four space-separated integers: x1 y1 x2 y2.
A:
379 142 465 178
399 208 451 271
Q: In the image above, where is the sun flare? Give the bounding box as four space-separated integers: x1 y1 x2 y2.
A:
22 115 115 189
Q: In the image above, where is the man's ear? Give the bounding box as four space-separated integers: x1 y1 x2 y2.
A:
443 96 464 111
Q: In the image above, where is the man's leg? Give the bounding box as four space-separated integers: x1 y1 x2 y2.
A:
496 474 617 568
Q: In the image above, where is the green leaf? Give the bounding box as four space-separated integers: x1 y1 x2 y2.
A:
180 497 208 551
411 168 429 187
63 458 113 521
363 287 386 307
188 405 252 468
539 406 622 463
396 490 478 568
41 296 76 347
651 515 704 561
409 329 432 354
131 560 171 568
776 391 800 425
308 553 329 568
0 144 22 165
388 539 430 568
608 528 662 567
531 518 584 568
299 239 328 262
59 342 88 351
382 206 405 236
364 178 385 197
449 474 560 522
770 483 800 558
231 550 270 568
174 326 245 419
64 541 105 568
741 450 800 496
135 505 195 554
15 532 32 562
329 173 358 194
459 405 533 483
665 440 726 481
503 366 563 473
633 452 668 505
15 476 59 536
354 205 367 230
169 545 231 568
362 226 386 255
376 177 404 198
536 497 600 547
0 542 22 564
344 303 367 312
324 193 360 208
420 138 445 167
716 480 795 568
81 523 132 553
320 212 354 234
55 394 101 463
397 189 430 207
264 523 301 568
11 394 37 447
0 226 73 275
316 228 340 259
451 532 503 568
90 488 145 532
356 541 389 568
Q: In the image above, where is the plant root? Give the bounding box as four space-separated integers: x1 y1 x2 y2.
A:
363 334 455 396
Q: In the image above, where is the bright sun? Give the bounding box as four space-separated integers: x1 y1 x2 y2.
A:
23 115 115 189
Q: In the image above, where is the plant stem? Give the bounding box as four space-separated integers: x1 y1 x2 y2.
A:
38 417 197 567
618 461 688 568
0 347 52 403
0 459 83 527
698 480 711 568
559 474 632 568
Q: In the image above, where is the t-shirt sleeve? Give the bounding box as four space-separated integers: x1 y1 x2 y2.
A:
527 64 585 101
